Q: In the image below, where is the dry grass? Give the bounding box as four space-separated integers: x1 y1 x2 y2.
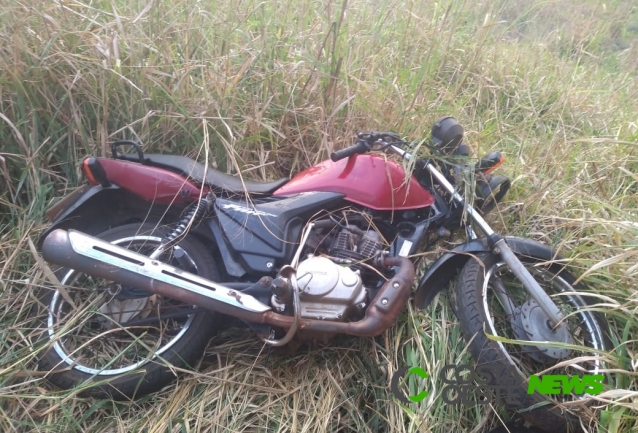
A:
1 0 637 431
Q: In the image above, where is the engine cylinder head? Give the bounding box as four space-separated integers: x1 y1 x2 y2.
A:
331 226 357 253
359 230 382 259
330 226 383 263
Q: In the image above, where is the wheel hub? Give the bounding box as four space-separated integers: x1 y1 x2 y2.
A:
98 296 151 328
512 300 573 363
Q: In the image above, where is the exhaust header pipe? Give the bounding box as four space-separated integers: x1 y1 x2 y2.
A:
41 229 416 339
41 229 271 321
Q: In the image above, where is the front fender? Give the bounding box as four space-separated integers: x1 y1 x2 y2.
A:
413 237 563 309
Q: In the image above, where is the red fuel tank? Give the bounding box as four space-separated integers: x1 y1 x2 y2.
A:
272 155 434 211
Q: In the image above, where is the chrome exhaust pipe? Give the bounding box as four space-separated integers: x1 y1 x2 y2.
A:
41 229 417 339
41 229 271 321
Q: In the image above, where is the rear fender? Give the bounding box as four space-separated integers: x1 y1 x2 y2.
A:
413 237 562 309
39 158 208 250
37 185 188 249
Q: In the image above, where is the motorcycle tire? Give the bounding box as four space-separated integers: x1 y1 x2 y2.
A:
453 252 610 433
38 222 220 399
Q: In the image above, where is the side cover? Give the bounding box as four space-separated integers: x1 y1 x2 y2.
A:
211 192 345 276
272 155 434 211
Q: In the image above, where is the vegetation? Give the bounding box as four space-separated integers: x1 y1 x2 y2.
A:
1 0 637 431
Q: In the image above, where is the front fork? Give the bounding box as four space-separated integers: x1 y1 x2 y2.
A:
426 162 565 328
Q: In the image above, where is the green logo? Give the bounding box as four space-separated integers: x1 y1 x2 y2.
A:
527 374 604 395
390 366 429 403
390 365 605 405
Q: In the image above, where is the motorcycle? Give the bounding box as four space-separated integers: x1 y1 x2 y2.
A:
37 117 609 432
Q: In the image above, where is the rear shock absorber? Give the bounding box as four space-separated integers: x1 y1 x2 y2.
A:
148 192 216 260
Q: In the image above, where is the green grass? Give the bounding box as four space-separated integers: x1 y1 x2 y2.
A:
1 0 637 431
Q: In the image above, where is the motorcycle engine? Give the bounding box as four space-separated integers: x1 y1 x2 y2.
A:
284 225 384 321
330 225 384 264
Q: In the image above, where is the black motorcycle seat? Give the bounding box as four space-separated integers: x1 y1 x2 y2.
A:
119 153 289 195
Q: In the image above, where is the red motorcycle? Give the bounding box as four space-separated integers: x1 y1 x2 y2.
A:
38 117 609 432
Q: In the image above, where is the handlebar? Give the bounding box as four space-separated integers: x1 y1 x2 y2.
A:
330 131 405 162
330 140 370 162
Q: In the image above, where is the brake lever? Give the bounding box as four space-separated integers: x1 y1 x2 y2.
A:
354 131 409 159
372 140 392 151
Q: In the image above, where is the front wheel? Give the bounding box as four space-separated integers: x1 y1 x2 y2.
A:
454 253 610 433
38 222 220 399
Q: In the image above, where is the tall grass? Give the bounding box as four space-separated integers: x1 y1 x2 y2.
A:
1 0 637 431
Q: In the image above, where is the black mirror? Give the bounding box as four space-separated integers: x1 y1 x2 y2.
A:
431 116 464 154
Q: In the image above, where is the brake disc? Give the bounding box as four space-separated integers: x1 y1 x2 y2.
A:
511 300 573 364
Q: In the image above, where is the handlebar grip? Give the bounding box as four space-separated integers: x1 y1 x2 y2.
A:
330 141 369 162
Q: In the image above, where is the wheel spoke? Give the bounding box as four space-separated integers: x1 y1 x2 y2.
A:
47 235 198 375
491 276 517 317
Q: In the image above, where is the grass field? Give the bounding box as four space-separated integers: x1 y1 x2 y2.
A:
1 0 637 431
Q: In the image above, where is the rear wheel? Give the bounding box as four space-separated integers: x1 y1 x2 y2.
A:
454 253 610 433
39 222 220 399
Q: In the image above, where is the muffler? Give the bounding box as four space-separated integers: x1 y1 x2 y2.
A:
41 229 416 339
41 229 271 321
